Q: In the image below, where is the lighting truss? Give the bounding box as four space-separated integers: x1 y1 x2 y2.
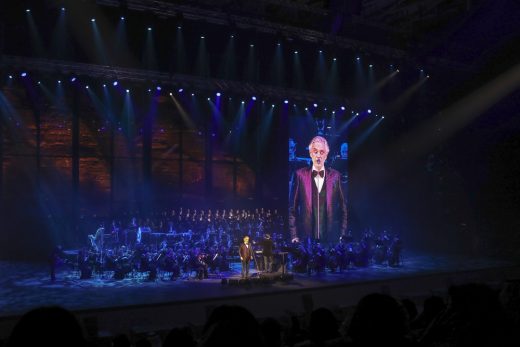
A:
1 55 349 106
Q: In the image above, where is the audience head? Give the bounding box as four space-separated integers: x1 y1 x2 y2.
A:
7 306 85 347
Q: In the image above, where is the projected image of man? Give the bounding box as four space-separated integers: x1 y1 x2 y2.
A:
289 136 348 245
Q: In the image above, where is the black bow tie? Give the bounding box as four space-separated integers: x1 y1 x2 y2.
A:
312 170 324 178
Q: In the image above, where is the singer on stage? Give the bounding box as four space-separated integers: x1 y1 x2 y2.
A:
289 136 348 245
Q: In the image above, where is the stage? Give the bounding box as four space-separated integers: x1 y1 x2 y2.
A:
1 252 518 339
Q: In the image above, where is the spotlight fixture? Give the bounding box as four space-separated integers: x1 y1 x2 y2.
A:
191 93 194 96
71 77 76 82
294 51 298 54
241 101 245 104
284 100 289 104
207 97 210 101
313 103 318 107
37 81 41 85
85 85 89 89
91 18 96 22
26 9 31 13
272 104 275 107
305 107 308 111
8 75 13 79
113 81 118 86
333 58 337 61
200 36 205 39
251 96 256 100
156 86 161 91
356 57 360 61
103 84 106 87
61 7 65 11
169 92 173 96
250 44 254 47
58 80 61 84
20 72 27 77
120 16 125 20
341 106 346 111
178 88 183 92
126 89 130 93
147 27 152 31
367 109 372 114
216 92 221 96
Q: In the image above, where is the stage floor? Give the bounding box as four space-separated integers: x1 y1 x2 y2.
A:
0 252 516 320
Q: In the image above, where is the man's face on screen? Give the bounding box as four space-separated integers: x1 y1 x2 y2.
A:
310 141 328 170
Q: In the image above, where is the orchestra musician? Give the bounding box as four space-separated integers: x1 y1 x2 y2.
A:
261 233 274 273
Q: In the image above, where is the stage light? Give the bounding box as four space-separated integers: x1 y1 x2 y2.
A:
319 50 322 53
91 18 95 22
178 26 182 29
277 43 281 46
241 101 245 104
284 100 289 104
294 51 298 54
356 57 360 61
216 92 221 96
178 88 183 93
207 97 210 101
37 81 41 85
8 75 13 79
382 116 385 119
58 80 61 84
169 92 173 96
341 106 345 111
191 93 194 96
113 81 118 86
333 58 337 61
397 69 400 72
272 104 275 107
26 9 31 13
156 86 161 91
427 75 430 78
324 108 327 111
313 103 318 107
85 85 89 89
231 35 234 38
120 16 124 20
250 44 254 47
251 96 257 100
126 89 130 93
420 69 424 72
103 84 106 87
61 7 65 11
21 72 27 77
368 109 372 114
332 111 335 114
200 36 205 39
305 107 308 111
71 77 76 82
147 27 152 31
369 64 373 68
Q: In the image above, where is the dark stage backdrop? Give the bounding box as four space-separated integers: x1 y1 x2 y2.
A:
0 84 288 260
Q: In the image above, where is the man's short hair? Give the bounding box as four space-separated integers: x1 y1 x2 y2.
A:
308 136 329 153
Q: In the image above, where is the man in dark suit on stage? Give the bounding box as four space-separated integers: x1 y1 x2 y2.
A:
289 136 348 245
239 235 254 278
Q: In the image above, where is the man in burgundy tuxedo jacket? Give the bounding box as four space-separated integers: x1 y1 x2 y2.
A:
289 136 348 245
